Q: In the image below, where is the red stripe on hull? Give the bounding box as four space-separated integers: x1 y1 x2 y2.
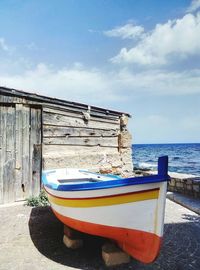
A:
45 187 159 200
53 209 162 264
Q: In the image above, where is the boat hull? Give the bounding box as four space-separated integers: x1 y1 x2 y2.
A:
53 208 162 263
45 181 167 263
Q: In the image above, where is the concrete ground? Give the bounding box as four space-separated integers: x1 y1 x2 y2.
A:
167 192 200 215
0 199 200 270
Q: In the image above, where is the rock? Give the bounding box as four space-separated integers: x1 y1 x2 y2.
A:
118 131 132 148
63 234 83 249
102 242 130 267
120 114 129 130
99 165 113 174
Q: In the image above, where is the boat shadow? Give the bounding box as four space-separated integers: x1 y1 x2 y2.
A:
29 206 200 270
29 206 107 269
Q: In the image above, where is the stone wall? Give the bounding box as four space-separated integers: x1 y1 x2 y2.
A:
168 174 200 198
134 169 200 199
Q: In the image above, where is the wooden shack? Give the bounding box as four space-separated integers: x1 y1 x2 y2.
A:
0 86 133 205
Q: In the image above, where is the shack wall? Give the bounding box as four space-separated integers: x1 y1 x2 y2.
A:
0 87 133 204
42 107 133 176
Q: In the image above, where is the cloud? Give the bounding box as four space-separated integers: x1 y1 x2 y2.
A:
0 63 121 105
0 38 9 51
1 62 200 108
115 68 200 96
187 0 200 13
111 13 200 66
104 23 144 40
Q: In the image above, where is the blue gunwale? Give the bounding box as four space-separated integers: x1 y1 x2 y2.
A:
42 156 170 192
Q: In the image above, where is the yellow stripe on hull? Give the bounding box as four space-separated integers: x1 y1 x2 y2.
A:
48 189 159 208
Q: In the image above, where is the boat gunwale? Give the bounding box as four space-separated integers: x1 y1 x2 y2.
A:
42 174 170 191
42 156 170 192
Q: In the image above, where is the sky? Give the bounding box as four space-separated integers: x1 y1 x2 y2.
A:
0 0 200 144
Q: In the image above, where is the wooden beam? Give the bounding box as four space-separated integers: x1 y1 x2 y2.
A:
43 107 120 122
43 136 118 147
15 104 23 201
43 112 120 130
43 125 119 137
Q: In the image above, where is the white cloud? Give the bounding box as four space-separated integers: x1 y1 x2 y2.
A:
1 63 200 107
187 0 200 13
104 23 144 39
0 63 120 105
0 38 9 51
111 13 200 66
116 68 200 95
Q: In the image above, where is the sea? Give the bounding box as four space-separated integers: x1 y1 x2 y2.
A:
132 143 200 176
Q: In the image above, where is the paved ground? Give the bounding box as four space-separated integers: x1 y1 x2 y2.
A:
0 199 200 270
167 192 200 215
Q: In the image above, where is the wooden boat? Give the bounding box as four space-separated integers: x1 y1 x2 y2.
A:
42 156 169 263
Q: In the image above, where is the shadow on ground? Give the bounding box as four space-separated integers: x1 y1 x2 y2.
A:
29 207 200 270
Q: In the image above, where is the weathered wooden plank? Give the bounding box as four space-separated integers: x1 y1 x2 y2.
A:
0 87 129 118
2 106 15 203
43 107 120 123
0 95 24 103
15 104 24 201
43 112 120 130
32 144 41 195
43 125 119 138
22 106 31 199
43 136 118 147
43 144 119 155
6 106 15 203
0 106 3 204
0 96 124 120
30 107 41 196
0 95 14 103
30 108 36 196
2 106 8 203
1 107 7 203
42 103 126 119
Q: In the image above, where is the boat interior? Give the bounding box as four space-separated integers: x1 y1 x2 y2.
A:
44 168 120 185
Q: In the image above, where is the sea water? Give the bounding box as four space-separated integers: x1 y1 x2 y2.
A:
132 143 200 176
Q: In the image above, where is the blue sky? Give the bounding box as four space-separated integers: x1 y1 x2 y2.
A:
0 0 200 143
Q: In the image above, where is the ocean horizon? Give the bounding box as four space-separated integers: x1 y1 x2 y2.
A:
132 143 200 176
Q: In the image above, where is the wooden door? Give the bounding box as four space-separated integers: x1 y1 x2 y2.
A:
0 104 42 204
15 104 30 200
15 104 42 201
0 105 16 204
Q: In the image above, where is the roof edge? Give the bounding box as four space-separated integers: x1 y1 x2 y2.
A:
0 86 131 117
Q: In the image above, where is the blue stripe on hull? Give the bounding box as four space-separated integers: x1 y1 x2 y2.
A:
42 156 170 192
